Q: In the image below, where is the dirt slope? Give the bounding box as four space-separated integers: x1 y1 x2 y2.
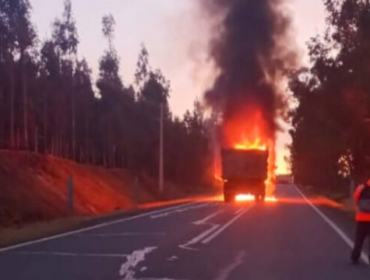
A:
0 151 187 227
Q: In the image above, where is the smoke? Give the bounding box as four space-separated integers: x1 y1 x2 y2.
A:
202 0 297 143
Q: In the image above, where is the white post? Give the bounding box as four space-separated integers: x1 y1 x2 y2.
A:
159 103 164 194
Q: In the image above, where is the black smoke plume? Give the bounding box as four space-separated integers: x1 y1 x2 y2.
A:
202 0 297 140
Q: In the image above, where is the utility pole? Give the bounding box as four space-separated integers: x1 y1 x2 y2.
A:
159 103 164 194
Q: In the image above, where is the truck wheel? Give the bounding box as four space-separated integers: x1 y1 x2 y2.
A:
255 193 265 203
224 193 233 203
261 189 266 203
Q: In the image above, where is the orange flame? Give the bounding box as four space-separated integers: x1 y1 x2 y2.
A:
224 109 276 197
214 174 224 182
235 194 255 201
234 138 267 151
235 194 278 202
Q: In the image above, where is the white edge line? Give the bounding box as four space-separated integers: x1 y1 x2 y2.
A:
294 185 369 265
0 202 199 253
202 205 253 244
7 251 129 258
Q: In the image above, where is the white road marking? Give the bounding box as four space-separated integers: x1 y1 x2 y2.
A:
0 202 197 253
134 278 181 280
202 205 253 244
119 246 157 280
235 208 244 215
80 232 166 237
4 251 128 258
178 244 199 251
294 185 370 265
167 255 178 262
181 224 220 248
215 251 246 280
179 210 224 250
193 210 223 225
150 203 212 219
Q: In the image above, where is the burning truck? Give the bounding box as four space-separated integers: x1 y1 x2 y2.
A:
219 124 274 203
222 148 268 203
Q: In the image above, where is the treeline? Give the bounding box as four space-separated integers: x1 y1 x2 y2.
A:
0 0 212 188
290 0 370 191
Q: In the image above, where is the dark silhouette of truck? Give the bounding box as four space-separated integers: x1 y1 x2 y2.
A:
222 148 268 202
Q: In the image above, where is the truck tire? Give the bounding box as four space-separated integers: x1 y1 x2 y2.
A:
261 192 266 202
255 190 265 203
224 192 233 203
261 188 266 202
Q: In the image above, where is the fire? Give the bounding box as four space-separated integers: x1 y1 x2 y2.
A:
235 194 278 202
214 174 224 182
234 138 267 151
224 110 276 197
235 194 255 201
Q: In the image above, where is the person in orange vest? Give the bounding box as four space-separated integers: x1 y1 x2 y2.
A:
351 180 370 265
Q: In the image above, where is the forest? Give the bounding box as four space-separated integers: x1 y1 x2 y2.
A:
0 0 213 190
290 0 370 192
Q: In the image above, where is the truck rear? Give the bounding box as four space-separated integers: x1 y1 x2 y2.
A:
222 149 268 202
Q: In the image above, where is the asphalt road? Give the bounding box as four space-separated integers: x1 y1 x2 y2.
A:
1 184 370 280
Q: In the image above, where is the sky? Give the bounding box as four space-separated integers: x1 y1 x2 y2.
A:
29 0 327 175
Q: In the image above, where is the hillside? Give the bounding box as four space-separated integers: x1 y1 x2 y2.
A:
0 151 189 227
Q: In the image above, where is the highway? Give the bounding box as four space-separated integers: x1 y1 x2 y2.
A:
0 184 369 280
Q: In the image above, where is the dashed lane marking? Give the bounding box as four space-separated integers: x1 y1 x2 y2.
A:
235 208 244 215
215 251 246 280
193 210 224 225
179 210 224 250
201 205 253 244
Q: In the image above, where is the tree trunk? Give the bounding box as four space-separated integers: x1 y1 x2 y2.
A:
85 113 89 164
91 147 95 165
79 146 83 163
34 126 38 153
71 88 76 160
9 56 15 149
16 128 20 149
0 87 3 148
57 135 61 157
51 136 55 155
103 146 107 167
111 145 115 168
66 141 69 159
21 52 28 149
43 87 48 153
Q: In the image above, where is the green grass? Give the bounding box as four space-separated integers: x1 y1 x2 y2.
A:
0 216 91 249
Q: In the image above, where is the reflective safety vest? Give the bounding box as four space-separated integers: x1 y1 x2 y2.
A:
354 184 370 222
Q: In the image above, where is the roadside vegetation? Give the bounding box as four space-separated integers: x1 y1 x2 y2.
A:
290 0 370 196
